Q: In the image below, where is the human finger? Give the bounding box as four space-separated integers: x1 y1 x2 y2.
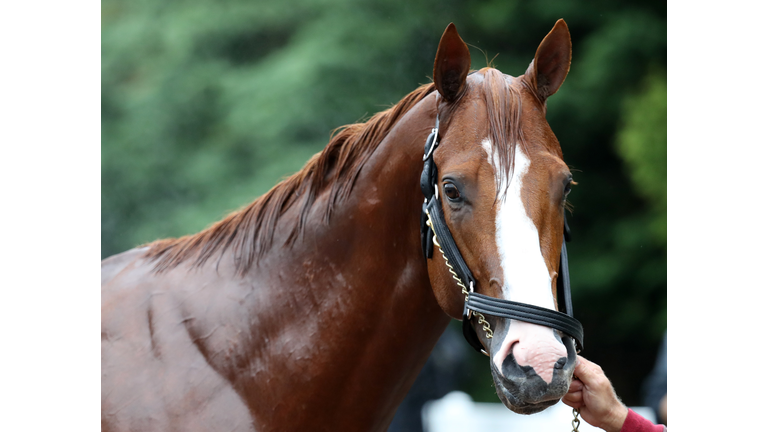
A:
568 378 583 392
561 392 582 409
573 355 603 386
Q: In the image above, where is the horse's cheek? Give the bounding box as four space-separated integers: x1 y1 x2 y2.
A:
427 266 465 320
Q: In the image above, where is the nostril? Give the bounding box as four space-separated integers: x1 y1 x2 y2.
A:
554 357 567 370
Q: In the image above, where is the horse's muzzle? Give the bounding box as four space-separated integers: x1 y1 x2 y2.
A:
489 334 578 414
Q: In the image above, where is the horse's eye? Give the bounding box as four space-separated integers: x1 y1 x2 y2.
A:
444 183 461 201
564 177 574 198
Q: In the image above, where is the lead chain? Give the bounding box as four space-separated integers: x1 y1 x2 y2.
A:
425 212 493 340
571 408 580 432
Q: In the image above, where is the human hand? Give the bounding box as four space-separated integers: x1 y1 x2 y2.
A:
562 355 628 432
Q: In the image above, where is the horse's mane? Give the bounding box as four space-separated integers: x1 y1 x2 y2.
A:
144 68 529 275
145 82 437 274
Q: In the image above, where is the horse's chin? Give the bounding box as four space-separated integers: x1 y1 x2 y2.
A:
493 382 562 414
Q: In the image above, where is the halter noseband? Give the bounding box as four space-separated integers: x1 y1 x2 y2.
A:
419 113 584 355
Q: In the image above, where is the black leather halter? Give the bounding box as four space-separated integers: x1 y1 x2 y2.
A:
419 115 584 354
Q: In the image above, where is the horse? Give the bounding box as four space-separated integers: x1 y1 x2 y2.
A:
102 20 580 431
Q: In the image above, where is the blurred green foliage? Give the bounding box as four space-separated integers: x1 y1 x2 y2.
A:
102 0 665 407
617 70 667 244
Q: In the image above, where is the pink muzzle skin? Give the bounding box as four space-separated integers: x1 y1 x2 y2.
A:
493 320 567 384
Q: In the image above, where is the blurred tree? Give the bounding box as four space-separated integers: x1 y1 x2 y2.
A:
617 69 667 245
102 0 666 413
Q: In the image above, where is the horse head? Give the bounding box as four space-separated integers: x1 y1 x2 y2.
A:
425 20 577 414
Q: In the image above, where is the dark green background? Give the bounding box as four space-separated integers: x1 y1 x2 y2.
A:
102 0 666 410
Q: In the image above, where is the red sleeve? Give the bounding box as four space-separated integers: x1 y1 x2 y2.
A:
619 408 666 432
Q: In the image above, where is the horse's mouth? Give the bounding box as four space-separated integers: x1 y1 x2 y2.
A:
494 382 562 414
509 401 560 415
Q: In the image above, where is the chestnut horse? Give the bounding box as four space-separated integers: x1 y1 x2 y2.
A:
102 20 578 431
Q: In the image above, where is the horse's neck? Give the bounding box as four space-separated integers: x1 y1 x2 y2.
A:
186 97 450 429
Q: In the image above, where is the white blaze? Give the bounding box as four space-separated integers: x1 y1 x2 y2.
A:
482 138 564 384
481 138 554 309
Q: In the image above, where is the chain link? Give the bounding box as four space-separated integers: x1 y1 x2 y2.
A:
425 213 493 340
475 313 492 339
571 408 580 432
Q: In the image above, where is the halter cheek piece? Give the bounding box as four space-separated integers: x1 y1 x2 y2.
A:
420 115 584 355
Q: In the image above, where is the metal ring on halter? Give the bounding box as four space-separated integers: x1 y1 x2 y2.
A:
422 127 439 161
422 115 440 161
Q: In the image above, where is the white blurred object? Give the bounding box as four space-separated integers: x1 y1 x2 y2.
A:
422 391 656 432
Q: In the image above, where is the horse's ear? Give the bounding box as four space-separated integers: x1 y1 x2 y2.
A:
433 23 471 102
525 19 572 102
